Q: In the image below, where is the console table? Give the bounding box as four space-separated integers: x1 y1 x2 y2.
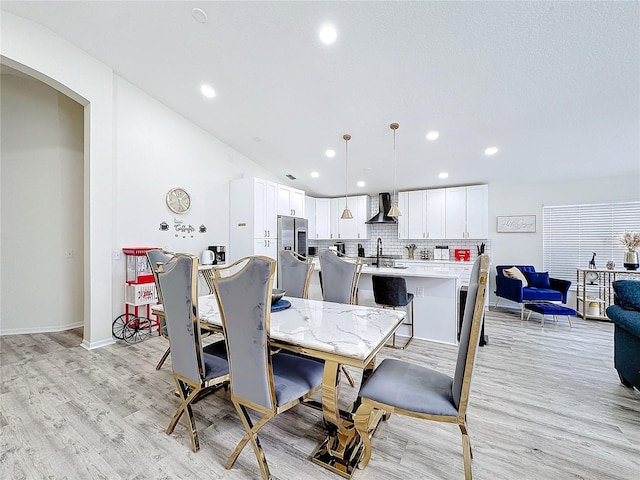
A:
576 268 640 320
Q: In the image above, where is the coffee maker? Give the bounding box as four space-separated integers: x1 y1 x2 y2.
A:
207 246 226 265
334 242 345 256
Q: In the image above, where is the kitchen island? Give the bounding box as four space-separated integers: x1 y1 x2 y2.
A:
309 260 473 345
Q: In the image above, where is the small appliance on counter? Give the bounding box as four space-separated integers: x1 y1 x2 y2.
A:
434 245 450 260
454 249 471 261
201 249 214 265
357 243 365 257
308 246 317 257
207 245 226 265
334 242 345 256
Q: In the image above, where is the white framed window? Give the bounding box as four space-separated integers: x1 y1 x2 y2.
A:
543 201 640 282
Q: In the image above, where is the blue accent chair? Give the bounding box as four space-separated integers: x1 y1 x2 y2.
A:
606 280 640 390
495 265 571 320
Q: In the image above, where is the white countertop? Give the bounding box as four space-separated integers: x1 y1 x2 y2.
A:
359 264 465 279
153 296 405 365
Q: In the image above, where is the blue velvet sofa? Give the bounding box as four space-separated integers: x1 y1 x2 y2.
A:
606 280 640 389
495 265 572 319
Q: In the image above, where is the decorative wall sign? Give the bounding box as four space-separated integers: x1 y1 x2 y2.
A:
497 215 536 233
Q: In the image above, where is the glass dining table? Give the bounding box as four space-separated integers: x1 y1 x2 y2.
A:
153 295 405 478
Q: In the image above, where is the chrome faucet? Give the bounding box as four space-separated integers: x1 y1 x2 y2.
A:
376 237 382 268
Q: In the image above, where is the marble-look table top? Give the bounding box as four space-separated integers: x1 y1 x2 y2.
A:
153 296 405 366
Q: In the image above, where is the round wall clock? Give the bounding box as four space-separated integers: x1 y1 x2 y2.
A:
166 187 191 214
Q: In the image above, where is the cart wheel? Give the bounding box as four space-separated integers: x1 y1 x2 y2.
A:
123 316 152 344
112 313 136 339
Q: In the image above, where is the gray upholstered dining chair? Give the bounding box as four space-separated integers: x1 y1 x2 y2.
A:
155 253 229 453
318 248 363 387
147 249 173 370
319 248 363 304
210 255 324 480
353 254 490 480
278 250 314 298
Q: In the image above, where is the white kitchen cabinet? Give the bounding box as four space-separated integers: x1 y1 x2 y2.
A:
465 184 489 238
229 177 277 262
445 187 467 239
315 198 331 239
444 185 488 239
305 196 316 239
277 184 305 217
397 191 409 239
253 238 277 258
330 195 370 240
397 190 427 239
426 188 446 239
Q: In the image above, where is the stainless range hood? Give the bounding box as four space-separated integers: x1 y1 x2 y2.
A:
366 192 398 224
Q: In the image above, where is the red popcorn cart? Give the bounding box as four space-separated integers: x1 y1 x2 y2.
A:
112 247 160 343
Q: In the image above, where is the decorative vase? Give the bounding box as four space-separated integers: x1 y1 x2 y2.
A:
623 250 639 271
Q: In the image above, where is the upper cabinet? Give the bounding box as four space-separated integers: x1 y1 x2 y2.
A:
277 185 305 217
426 188 446 239
445 184 488 239
330 195 371 240
229 177 278 262
315 198 332 239
305 196 316 238
398 185 487 240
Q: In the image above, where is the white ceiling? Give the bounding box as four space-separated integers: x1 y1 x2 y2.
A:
2 1 639 197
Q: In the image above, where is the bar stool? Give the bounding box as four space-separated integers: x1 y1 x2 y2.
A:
372 275 414 349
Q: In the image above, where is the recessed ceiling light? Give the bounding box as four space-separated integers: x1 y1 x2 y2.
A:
325 149 336 158
484 146 498 156
319 24 337 44
311 171 320 178
426 131 439 141
438 172 449 179
357 181 365 187
191 8 208 24
200 84 216 98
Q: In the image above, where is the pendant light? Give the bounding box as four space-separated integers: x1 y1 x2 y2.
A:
388 122 402 217
340 134 353 219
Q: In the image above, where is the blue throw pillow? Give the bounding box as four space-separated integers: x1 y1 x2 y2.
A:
524 271 551 289
612 280 640 311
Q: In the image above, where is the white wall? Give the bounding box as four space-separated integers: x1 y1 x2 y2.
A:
0 12 279 345
1 73 84 333
111 77 280 314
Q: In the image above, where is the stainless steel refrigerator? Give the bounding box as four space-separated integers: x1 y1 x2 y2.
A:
277 215 308 257
277 216 308 288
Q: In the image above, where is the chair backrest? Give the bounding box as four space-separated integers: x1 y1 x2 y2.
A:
452 254 489 414
372 275 409 307
212 256 276 411
156 253 205 384
319 249 362 304
278 250 313 298
147 249 173 303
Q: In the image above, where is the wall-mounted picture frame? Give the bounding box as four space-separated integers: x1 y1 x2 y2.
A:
497 215 536 233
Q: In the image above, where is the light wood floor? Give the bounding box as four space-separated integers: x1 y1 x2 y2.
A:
2 308 639 480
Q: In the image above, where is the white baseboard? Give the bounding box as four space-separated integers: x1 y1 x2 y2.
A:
0 322 84 336
81 337 116 350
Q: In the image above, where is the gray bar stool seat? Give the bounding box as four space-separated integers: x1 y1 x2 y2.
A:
372 275 414 349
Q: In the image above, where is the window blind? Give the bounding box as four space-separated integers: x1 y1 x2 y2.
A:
542 202 640 282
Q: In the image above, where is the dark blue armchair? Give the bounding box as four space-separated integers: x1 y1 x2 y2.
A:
495 265 571 319
606 280 640 390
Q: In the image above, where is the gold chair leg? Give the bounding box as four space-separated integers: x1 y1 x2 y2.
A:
155 346 171 370
227 402 273 480
342 366 355 388
459 423 473 480
167 379 201 452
